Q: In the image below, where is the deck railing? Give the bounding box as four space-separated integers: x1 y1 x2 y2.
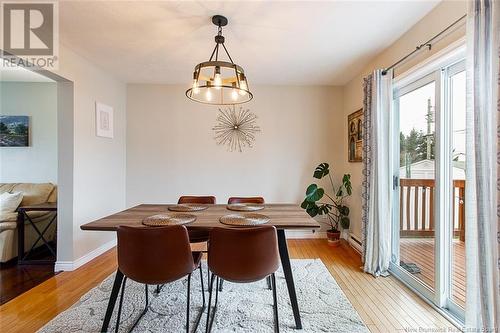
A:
399 178 465 241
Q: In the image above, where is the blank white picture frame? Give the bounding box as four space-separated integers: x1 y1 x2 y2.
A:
95 102 114 138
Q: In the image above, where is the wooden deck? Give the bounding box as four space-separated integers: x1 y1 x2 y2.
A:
400 238 465 308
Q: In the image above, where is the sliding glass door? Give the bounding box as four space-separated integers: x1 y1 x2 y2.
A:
397 74 437 292
390 58 466 322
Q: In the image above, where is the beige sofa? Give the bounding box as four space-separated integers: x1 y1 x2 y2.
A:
0 183 57 263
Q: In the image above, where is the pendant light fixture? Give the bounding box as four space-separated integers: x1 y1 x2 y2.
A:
186 15 253 105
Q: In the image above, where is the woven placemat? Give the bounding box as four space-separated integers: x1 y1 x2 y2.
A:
226 203 265 212
168 204 208 212
142 213 196 226
219 213 270 226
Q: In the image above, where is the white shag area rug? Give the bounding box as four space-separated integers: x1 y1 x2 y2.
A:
39 259 368 333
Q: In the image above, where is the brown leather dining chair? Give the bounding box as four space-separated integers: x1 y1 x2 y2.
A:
206 226 280 333
178 196 215 286
227 196 265 204
219 196 270 292
115 225 205 333
178 195 216 244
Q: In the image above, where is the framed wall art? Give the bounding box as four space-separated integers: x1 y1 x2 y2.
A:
348 108 363 162
0 115 29 147
95 102 114 138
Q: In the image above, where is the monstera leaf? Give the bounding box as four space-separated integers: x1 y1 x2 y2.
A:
301 199 319 217
343 174 352 195
340 216 350 229
305 184 324 202
318 204 332 215
301 199 332 218
336 174 352 197
313 163 330 179
338 205 350 216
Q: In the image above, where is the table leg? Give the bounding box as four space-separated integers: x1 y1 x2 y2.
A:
277 229 302 329
101 269 124 333
17 211 25 264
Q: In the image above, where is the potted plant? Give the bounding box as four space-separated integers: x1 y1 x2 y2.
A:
301 163 352 246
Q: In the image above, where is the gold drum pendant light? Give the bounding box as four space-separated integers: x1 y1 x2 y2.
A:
186 15 253 105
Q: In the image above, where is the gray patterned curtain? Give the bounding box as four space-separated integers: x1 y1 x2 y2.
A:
361 69 393 277
361 74 372 264
465 0 500 329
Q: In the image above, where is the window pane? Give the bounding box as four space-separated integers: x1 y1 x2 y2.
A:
398 81 436 292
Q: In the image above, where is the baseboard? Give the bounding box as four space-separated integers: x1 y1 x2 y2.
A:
285 230 326 239
55 238 116 272
348 233 362 254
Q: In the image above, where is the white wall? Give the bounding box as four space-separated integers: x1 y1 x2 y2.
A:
126 85 343 222
0 82 58 183
54 45 127 264
340 0 467 240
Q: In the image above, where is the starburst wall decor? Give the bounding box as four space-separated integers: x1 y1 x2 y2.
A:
213 106 260 152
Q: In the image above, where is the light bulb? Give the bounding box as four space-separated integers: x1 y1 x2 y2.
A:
214 73 222 90
206 88 212 101
214 66 222 90
192 79 199 94
231 88 238 101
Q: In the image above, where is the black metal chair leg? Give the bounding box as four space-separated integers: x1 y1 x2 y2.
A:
218 279 224 292
189 266 206 333
205 273 216 333
128 284 149 332
101 270 124 332
204 272 277 332
266 276 272 290
186 274 192 333
199 266 206 307
115 277 127 333
155 284 164 295
208 276 219 332
206 266 210 291
271 273 279 333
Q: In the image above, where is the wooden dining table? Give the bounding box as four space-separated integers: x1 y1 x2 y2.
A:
80 203 320 331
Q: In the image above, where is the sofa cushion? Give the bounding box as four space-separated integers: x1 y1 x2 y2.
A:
10 183 55 206
0 212 17 223
0 192 23 213
0 222 17 231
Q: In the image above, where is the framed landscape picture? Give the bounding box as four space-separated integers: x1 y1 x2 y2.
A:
348 109 363 162
0 115 29 147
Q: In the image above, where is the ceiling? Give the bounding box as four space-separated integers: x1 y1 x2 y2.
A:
59 1 440 85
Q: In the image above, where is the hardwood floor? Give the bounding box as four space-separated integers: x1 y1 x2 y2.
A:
0 239 456 333
0 261 56 305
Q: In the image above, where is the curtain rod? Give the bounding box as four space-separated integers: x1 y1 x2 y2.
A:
381 14 467 76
